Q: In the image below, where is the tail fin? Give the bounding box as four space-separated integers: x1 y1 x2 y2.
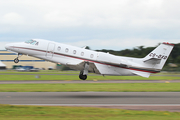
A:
143 42 174 70
130 42 174 78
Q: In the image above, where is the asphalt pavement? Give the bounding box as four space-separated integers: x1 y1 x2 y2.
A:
0 92 180 111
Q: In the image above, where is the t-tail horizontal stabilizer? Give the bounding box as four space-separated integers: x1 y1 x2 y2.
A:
143 58 161 64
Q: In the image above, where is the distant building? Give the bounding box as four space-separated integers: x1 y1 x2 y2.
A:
0 50 56 69
0 61 6 70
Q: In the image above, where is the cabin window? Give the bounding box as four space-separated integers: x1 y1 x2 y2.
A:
90 54 94 58
73 50 76 54
57 46 61 51
65 48 69 53
81 52 84 56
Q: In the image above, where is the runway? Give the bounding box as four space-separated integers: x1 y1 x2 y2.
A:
0 92 180 111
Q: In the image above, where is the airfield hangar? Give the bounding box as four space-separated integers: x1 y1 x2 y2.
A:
0 50 56 70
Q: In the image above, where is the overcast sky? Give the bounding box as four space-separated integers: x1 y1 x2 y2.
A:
0 0 180 50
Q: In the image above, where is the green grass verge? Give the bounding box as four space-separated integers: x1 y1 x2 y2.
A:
0 74 180 81
0 71 180 81
0 104 180 120
0 70 80 74
0 83 180 92
1 70 180 75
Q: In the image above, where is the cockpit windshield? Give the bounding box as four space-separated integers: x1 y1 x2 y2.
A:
25 40 39 45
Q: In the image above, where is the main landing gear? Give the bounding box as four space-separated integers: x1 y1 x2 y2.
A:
14 53 22 63
79 62 89 80
79 71 87 80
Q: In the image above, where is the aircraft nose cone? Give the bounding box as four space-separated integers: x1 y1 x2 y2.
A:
5 43 12 50
5 44 9 50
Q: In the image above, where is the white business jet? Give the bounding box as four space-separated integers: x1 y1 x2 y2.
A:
5 39 174 80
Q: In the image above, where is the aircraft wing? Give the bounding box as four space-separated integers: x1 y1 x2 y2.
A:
66 61 101 74
67 59 153 78
66 61 84 70
66 59 129 74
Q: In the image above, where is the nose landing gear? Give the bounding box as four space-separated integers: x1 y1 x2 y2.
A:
14 58 19 63
14 53 22 63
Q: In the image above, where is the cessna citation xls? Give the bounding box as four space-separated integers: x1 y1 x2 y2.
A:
5 39 174 80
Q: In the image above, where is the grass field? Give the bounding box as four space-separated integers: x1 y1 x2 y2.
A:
0 71 180 119
0 104 180 120
0 70 79 74
0 71 180 92
1 74 180 81
0 83 180 92
0 71 180 81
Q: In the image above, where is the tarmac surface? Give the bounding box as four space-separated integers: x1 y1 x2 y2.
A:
0 92 180 112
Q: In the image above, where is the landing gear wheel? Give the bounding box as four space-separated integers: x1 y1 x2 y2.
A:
14 58 19 63
79 73 87 80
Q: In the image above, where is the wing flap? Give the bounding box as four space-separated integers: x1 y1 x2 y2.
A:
66 61 85 70
66 61 101 74
130 70 150 78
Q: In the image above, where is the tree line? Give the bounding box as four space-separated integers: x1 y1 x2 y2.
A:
95 43 180 65
60 43 180 71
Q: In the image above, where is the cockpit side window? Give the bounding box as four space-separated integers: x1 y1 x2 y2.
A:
31 41 36 45
25 40 39 46
25 40 33 44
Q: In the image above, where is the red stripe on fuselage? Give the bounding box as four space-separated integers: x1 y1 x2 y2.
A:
10 46 160 74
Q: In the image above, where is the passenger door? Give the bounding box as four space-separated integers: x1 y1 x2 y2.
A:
46 43 55 58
